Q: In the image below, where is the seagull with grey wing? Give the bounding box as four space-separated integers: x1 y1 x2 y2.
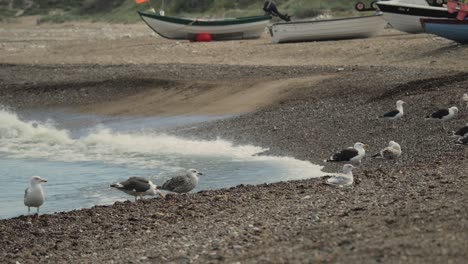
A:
24 176 47 216
159 169 203 193
324 164 354 187
111 177 164 202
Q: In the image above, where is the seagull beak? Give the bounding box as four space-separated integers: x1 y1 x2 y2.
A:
41 179 48 183
364 144 369 150
197 172 203 176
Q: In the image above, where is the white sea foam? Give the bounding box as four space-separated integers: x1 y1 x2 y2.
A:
0 109 323 180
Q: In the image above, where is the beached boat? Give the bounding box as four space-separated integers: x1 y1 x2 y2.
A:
421 18 468 44
376 0 456 33
138 11 271 41
268 14 386 44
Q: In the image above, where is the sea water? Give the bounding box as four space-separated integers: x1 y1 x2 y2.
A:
0 108 324 219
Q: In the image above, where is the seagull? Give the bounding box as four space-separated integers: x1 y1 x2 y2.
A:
425 106 458 130
372 140 402 159
24 176 47 216
159 169 203 193
380 100 405 128
456 134 468 145
326 142 369 166
111 177 164 202
450 123 468 138
462 93 468 109
325 164 354 187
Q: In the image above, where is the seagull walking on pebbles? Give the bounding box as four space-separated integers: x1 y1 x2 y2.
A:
372 141 402 160
159 169 203 194
111 177 164 202
24 176 47 216
380 100 405 128
326 142 369 166
325 164 354 187
425 106 458 130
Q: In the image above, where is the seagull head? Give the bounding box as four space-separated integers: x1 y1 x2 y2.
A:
354 142 369 151
30 175 47 185
396 100 405 107
462 93 468 101
187 169 203 177
449 106 459 114
342 164 354 175
389 141 401 150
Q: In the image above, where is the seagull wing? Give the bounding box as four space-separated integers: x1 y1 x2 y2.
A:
382 109 400 118
326 176 351 186
161 175 187 191
329 148 359 162
116 177 151 192
429 109 449 119
455 126 468 137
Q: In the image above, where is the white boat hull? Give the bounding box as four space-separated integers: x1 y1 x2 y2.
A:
376 1 455 34
140 14 270 40
269 15 386 44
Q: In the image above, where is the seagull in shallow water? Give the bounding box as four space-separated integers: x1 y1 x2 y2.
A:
325 164 354 187
24 176 47 216
111 177 164 202
425 106 458 130
159 169 203 193
326 142 369 166
372 141 402 160
380 100 405 128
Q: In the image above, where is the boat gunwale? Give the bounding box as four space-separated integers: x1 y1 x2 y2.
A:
271 14 384 26
138 11 271 27
420 18 468 25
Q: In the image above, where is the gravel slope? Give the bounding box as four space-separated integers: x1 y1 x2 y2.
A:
0 63 467 263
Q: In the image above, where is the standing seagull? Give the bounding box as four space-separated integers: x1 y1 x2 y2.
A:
372 141 402 159
381 100 405 128
159 169 203 193
326 142 369 166
111 177 163 202
325 164 354 187
24 176 47 216
425 106 458 130
462 93 468 109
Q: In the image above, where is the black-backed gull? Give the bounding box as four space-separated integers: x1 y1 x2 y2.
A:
425 106 458 130
326 142 369 166
381 100 405 128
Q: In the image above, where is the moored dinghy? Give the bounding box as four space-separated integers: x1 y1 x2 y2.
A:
269 14 386 44
138 11 271 41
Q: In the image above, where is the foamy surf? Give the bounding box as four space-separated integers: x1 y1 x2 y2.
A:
0 108 324 218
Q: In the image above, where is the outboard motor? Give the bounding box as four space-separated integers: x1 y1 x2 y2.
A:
263 0 291 22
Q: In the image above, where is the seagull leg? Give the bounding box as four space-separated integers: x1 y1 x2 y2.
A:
443 123 446 130
392 122 396 129
28 207 30 215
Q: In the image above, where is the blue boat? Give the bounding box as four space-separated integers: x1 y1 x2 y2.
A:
421 18 468 44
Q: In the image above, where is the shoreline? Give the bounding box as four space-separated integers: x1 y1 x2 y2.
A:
0 22 467 263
